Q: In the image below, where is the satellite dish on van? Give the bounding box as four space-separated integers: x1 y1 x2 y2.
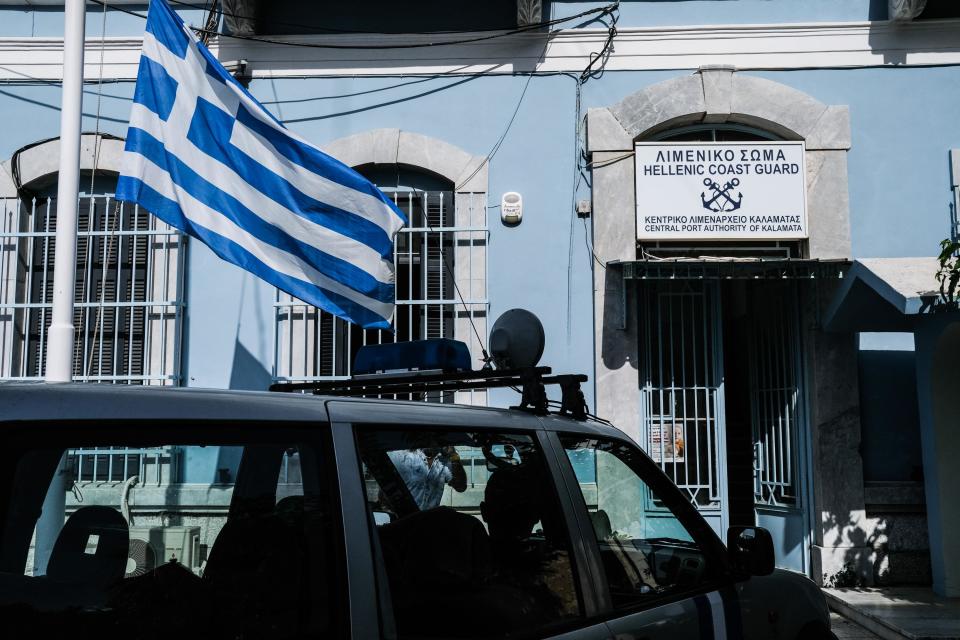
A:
489 309 545 369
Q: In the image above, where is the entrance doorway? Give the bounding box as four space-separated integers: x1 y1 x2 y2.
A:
637 280 810 572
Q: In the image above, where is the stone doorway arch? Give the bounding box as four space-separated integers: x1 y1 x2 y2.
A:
586 67 852 262
587 69 864 585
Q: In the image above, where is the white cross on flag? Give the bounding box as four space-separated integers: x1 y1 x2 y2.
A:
117 0 406 328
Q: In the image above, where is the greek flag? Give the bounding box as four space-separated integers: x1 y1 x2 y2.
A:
116 0 406 329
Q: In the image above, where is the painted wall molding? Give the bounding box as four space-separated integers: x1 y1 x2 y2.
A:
4 18 960 80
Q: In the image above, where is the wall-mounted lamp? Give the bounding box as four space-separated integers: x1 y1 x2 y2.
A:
501 192 522 226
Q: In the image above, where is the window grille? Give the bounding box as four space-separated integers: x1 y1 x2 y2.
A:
0 195 185 384
274 188 488 401
639 280 723 510
69 447 173 485
749 282 801 507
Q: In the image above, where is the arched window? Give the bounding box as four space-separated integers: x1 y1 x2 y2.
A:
0 135 185 384
273 163 488 400
651 123 777 143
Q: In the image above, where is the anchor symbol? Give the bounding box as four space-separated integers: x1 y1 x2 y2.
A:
700 178 743 213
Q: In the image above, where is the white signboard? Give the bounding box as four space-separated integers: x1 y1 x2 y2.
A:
635 141 807 240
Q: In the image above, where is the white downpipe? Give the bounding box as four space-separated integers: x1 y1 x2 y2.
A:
34 0 86 576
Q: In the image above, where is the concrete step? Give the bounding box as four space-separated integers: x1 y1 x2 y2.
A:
831 612 884 640
826 591 913 640
823 588 960 640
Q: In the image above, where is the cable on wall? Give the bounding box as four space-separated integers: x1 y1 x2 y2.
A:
199 0 222 45
566 4 619 341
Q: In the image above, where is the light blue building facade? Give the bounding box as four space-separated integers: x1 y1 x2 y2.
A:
1 0 958 597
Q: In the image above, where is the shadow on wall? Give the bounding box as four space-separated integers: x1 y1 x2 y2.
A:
193 340 274 487
229 339 272 392
821 510 932 588
822 511 881 588
600 268 636 372
866 0 951 65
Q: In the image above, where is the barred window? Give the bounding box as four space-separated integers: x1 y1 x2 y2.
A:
274 180 488 402
69 447 175 484
0 194 185 384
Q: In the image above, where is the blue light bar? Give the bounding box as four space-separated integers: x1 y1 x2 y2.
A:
353 339 473 375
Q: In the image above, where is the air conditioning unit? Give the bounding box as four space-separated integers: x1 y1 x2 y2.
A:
127 526 201 575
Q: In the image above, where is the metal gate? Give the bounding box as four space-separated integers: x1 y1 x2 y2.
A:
638 278 809 566
749 282 808 572
639 280 727 536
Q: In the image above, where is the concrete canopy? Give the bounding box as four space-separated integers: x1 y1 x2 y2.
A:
824 257 941 332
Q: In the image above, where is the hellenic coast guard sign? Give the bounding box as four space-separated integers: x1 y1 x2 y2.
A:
635 141 808 240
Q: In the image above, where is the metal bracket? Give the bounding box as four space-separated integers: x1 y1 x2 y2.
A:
512 368 548 415
557 376 589 420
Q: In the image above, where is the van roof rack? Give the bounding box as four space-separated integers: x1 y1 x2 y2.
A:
269 366 590 420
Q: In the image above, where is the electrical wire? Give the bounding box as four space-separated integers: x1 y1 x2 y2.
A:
454 62 538 191
566 5 619 340
259 76 440 104
87 0 619 50
282 74 480 124
199 0 221 45
587 151 634 169
89 0 109 197
79 0 116 377
583 216 607 271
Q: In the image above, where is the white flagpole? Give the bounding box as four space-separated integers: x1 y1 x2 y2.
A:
34 0 86 575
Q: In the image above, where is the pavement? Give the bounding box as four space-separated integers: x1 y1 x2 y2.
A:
824 588 960 640
833 612 884 639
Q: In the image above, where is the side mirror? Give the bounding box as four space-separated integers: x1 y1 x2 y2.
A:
727 526 775 576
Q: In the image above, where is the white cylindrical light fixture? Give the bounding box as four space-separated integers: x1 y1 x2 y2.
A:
501 191 522 225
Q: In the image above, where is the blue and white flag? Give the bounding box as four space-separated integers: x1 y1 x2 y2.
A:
117 0 406 329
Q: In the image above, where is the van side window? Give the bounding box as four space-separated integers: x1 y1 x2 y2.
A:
356 428 583 638
561 436 714 609
0 436 344 638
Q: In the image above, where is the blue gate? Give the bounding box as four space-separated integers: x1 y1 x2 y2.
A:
639 280 728 537
638 279 810 573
